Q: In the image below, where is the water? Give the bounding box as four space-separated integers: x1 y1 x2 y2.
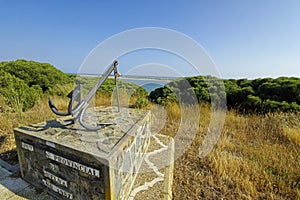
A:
73 73 175 92
119 78 172 92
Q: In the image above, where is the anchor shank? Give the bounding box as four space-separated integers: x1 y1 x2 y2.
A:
84 61 118 105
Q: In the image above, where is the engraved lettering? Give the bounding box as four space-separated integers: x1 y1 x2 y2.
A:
79 165 85 171
21 142 34 152
88 169 93 175
42 179 73 199
43 170 68 187
66 159 72 167
46 141 56 148
49 163 59 172
46 151 54 159
73 162 79 170
45 151 100 178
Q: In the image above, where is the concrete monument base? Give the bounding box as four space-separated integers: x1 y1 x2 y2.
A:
14 107 154 200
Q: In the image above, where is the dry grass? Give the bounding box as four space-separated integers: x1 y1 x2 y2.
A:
0 92 135 154
0 97 58 154
0 98 299 199
157 104 300 200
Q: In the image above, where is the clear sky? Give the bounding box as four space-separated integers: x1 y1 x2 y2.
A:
0 0 300 79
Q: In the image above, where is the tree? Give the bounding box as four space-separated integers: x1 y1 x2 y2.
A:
150 75 300 113
0 59 72 92
0 70 40 112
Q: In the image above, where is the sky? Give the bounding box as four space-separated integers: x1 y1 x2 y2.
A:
0 0 300 79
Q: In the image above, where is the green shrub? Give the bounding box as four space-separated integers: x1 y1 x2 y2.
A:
149 86 178 105
150 76 300 113
134 97 149 108
0 59 72 93
0 70 40 112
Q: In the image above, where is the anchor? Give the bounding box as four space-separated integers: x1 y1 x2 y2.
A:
48 60 120 131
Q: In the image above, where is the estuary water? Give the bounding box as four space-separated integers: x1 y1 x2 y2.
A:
74 73 175 93
118 77 174 92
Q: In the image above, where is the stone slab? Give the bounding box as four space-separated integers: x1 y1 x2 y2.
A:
0 159 19 174
14 107 152 200
0 134 174 199
0 166 12 181
0 160 49 200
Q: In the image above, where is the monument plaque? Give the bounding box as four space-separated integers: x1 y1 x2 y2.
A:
14 107 151 200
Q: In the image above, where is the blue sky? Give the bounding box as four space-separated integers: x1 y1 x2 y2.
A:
0 0 300 78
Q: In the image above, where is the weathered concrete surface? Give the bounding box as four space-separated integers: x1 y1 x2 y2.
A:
0 135 174 200
129 134 174 200
14 107 152 199
10 107 174 200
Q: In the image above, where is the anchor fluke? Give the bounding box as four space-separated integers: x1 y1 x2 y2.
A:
48 98 70 116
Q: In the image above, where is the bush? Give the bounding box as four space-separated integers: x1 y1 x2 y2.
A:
0 59 72 93
134 97 149 108
150 76 300 113
149 86 178 105
0 70 40 112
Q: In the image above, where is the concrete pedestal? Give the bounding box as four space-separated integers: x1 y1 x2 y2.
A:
14 108 151 200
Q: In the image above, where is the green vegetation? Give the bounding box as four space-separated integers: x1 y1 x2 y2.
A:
149 76 300 113
0 59 72 92
74 76 149 109
0 59 149 112
0 59 299 199
0 59 72 112
74 76 148 97
5 59 298 113
225 77 300 113
0 70 40 112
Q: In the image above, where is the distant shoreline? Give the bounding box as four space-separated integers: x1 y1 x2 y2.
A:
72 73 178 81
117 76 176 81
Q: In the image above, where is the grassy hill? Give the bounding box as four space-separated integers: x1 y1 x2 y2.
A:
159 103 300 199
0 60 299 199
0 97 299 199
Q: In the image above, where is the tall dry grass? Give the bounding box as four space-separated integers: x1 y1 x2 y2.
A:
0 97 59 154
158 104 300 200
0 91 140 154
0 97 299 199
